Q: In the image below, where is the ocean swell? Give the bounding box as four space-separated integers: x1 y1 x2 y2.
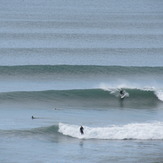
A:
0 88 162 101
0 88 162 109
0 65 162 76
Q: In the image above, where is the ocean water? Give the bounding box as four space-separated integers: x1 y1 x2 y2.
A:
0 0 163 162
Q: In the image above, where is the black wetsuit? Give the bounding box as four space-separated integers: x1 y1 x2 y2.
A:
120 90 124 96
80 126 84 135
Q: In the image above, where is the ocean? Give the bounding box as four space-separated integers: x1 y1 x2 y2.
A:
0 0 163 162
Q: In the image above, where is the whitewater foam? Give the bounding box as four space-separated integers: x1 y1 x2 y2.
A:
99 82 156 92
99 83 163 102
155 90 163 101
59 122 163 140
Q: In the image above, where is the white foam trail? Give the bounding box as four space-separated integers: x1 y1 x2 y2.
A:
59 122 163 140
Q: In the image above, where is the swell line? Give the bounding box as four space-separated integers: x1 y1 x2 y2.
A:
0 65 162 75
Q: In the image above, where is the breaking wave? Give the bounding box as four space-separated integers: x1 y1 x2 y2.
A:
59 122 163 140
1 122 163 140
0 88 162 103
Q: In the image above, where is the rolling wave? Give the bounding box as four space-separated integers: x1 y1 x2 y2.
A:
1 122 163 140
0 88 160 101
0 65 162 76
0 65 163 93
0 88 162 109
59 122 163 140
0 125 60 139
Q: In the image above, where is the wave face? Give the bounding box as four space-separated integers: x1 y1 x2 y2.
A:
59 122 163 140
0 125 58 137
0 88 162 109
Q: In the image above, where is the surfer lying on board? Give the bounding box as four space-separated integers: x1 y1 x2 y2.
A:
31 116 35 119
31 116 38 119
80 126 84 135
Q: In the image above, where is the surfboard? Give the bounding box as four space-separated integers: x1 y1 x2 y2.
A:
120 94 125 99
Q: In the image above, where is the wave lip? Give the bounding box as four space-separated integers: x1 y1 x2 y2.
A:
59 122 163 140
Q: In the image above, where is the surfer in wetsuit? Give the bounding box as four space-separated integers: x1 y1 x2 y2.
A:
120 89 124 96
31 116 37 119
80 126 84 135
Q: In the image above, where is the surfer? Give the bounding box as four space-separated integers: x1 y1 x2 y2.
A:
120 89 125 96
31 116 37 119
119 89 126 100
119 89 125 97
80 126 84 135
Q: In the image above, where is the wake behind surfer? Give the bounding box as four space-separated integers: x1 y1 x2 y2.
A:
80 126 84 135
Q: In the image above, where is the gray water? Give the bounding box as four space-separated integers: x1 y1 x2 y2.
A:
0 0 163 163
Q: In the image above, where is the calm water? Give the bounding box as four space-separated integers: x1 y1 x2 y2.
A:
0 0 163 163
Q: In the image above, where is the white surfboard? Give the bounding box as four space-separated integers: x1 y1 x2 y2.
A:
120 94 126 99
